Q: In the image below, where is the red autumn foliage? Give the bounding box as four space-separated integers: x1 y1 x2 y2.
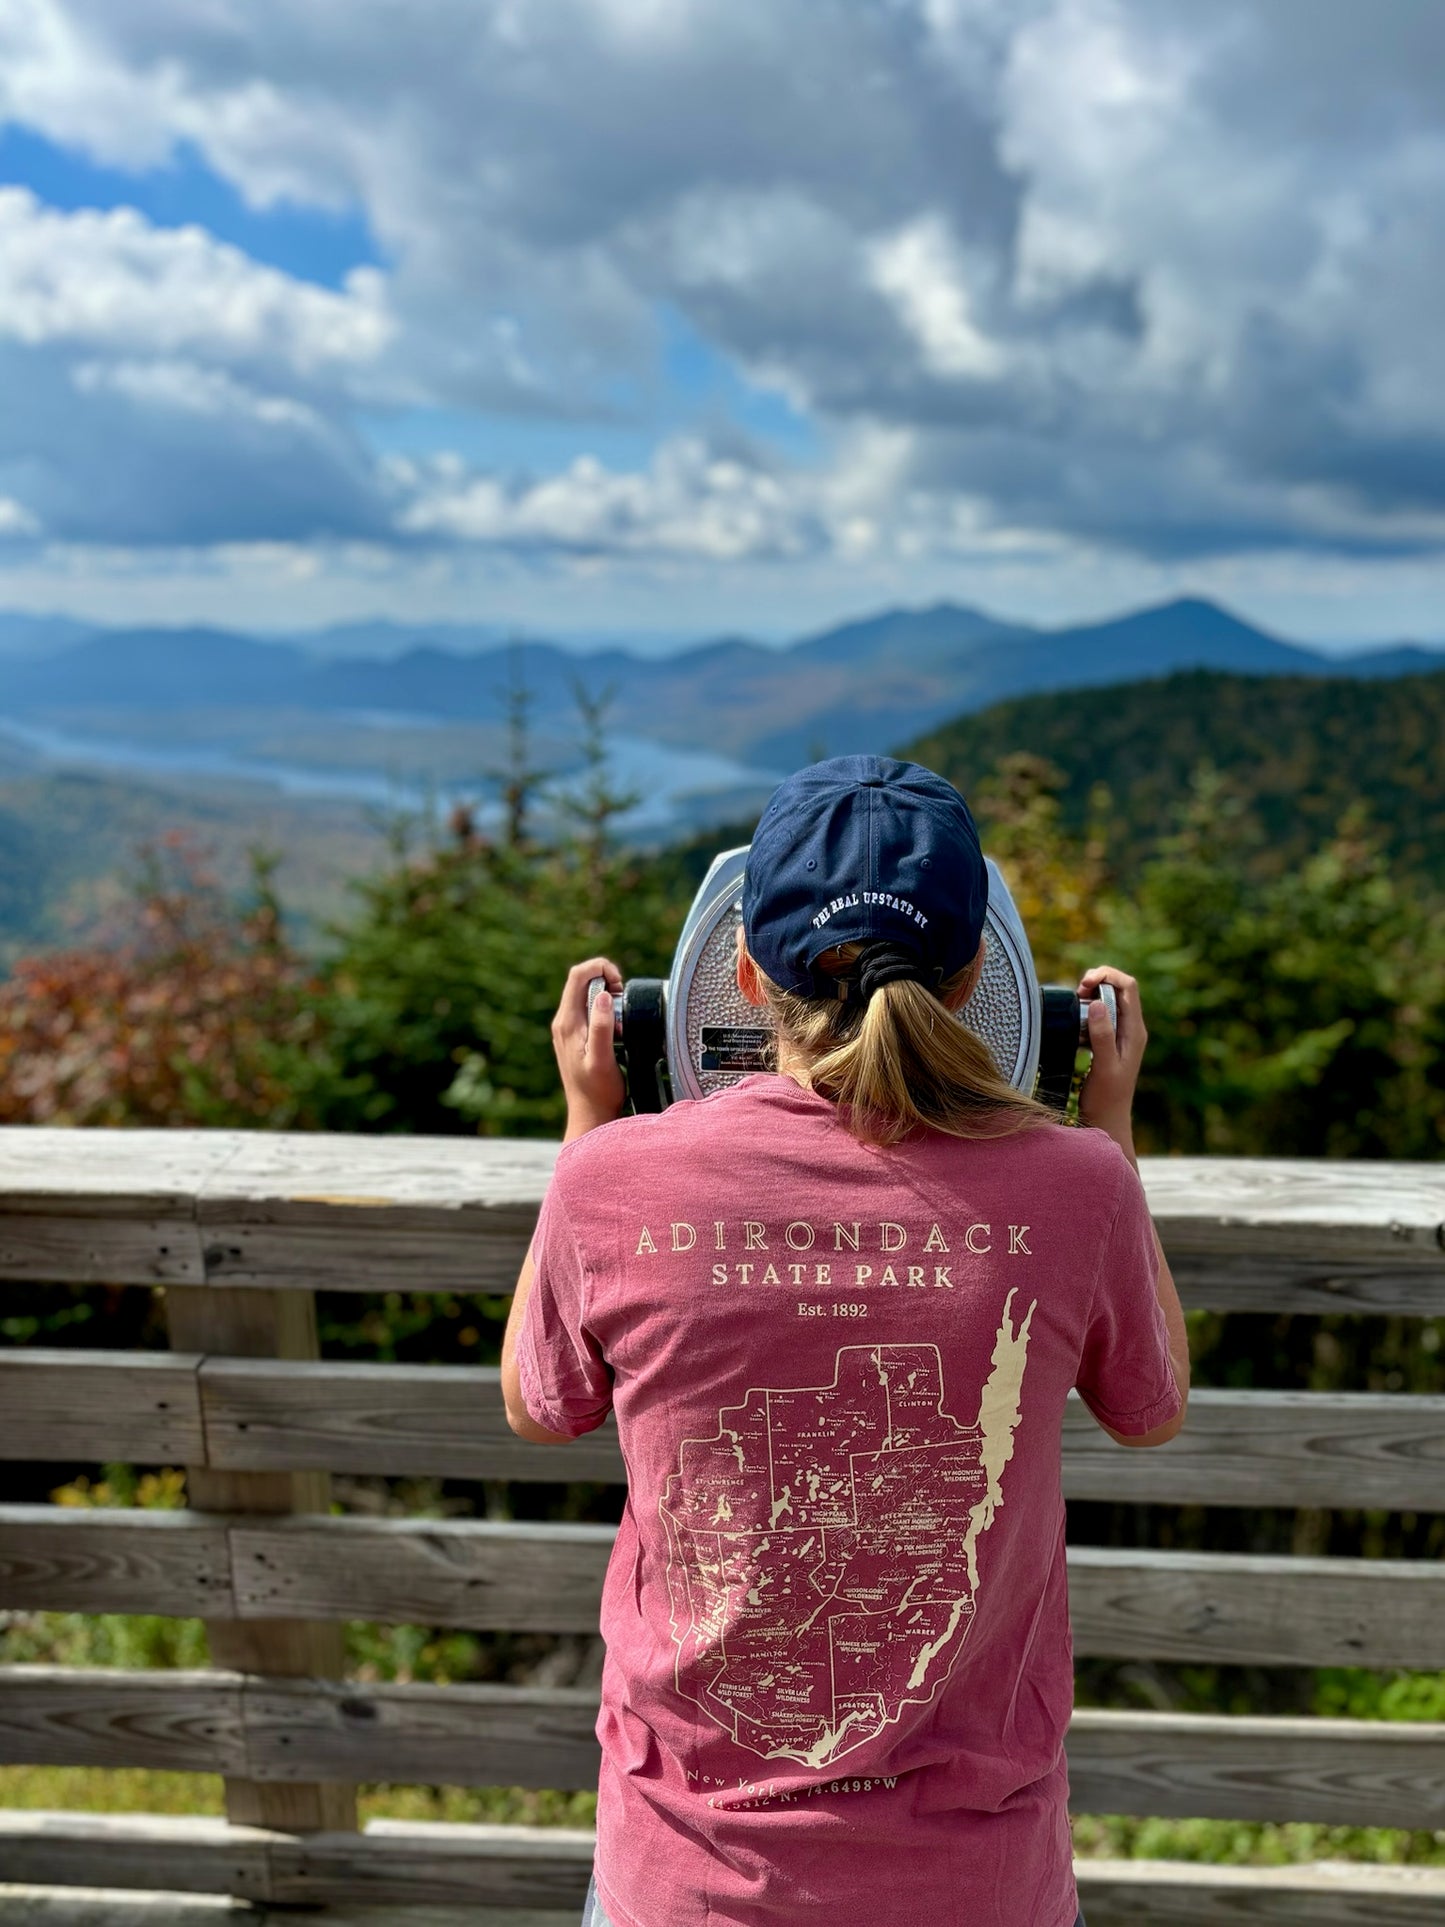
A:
0 833 322 1128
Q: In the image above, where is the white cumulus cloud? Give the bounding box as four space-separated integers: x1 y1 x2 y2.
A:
0 186 392 373
869 217 1005 381
400 439 821 563
0 494 41 537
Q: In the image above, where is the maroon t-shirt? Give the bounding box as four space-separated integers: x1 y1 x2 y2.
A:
518 1075 1179 1927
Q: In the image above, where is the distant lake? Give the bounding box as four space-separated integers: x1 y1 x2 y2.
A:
0 713 779 834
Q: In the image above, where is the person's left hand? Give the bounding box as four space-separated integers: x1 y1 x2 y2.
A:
551 956 626 1141
1075 962 1146 1161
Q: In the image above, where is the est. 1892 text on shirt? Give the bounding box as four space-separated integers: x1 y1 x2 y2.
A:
517 1075 1181 1927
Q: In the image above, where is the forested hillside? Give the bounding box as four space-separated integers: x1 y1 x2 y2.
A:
0 756 386 966
909 665 1445 882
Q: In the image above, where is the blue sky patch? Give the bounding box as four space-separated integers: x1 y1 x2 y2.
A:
360 306 818 475
0 123 384 289
658 307 817 459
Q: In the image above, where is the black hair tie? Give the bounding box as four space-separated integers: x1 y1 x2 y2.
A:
855 940 925 1004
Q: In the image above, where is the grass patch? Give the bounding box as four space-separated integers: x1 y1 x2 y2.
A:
0 1765 224 1817
0 1766 592 1829
1071 1813 1445 1867
357 1784 597 1828
0 1613 208 1672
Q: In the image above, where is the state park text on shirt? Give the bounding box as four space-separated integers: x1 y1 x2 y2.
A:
632 1214 1035 1291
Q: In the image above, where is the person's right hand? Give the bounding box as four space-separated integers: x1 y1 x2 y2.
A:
551 956 626 1143
1075 964 1146 1161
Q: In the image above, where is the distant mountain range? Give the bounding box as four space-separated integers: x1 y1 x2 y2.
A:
3 596 1443 768
0 611 98 659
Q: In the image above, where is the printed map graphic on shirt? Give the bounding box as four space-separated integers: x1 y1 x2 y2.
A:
660 1291 1036 1769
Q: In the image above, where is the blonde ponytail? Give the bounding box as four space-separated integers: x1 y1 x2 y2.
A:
762 948 1050 1146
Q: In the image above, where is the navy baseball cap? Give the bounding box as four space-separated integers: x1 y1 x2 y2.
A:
742 755 988 997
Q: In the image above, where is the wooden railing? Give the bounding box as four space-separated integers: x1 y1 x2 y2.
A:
1 1129 1443 1926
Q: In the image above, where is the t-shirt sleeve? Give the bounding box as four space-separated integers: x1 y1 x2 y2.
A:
514 1177 613 1439
1074 1156 1182 1436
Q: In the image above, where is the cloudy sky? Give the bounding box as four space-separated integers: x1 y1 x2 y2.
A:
1 0 1443 646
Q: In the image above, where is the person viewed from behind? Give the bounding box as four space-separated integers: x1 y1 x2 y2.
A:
503 756 1189 1927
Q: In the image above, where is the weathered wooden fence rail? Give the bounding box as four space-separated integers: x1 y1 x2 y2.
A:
1 1128 1443 1926
5 1351 1445 1506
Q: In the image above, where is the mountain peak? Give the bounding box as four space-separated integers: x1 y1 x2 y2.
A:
791 599 1029 667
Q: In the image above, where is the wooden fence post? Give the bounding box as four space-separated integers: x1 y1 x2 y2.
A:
165 1285 356 1834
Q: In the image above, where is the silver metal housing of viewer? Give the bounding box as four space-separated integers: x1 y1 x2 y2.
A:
589 843 1116 1114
